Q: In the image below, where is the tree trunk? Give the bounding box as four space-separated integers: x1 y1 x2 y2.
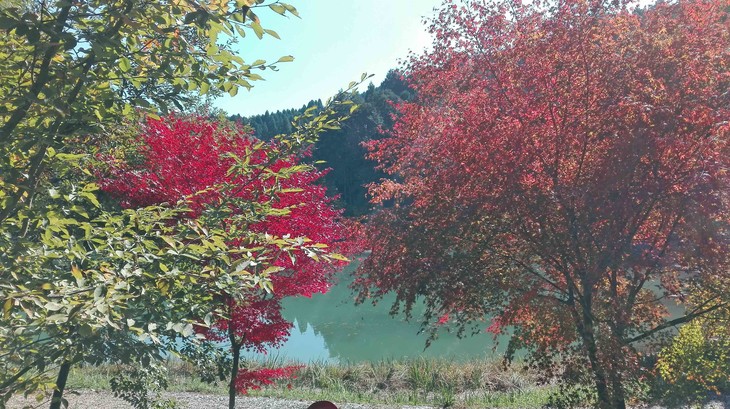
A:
581 321 613 408
49 361 71 409
227 301 242 409
580 303 630 409
575 295 617 409
609 368 627 409
228 342 242 409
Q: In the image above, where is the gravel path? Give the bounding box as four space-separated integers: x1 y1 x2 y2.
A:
6 390 435 409
8 391 729 409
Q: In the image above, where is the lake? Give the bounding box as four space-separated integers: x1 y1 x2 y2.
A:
244 260 509 363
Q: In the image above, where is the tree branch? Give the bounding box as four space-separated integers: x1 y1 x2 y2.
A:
628 301 727 344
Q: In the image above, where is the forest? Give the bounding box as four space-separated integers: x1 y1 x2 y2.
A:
232 70 413 217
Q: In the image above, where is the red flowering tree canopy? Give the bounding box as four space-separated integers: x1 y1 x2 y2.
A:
354 0 729 407
98 115 356 392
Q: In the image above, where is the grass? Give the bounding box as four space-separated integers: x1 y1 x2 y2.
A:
67 357 554 408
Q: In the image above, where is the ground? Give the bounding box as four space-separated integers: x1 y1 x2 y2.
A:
6 391 436 409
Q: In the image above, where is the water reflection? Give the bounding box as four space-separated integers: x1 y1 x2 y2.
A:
244 262 507 363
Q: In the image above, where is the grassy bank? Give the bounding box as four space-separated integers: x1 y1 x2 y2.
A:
67 358 554 408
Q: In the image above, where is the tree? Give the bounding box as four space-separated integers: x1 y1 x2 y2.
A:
353 1 730 408
0 1 366 407
0 147 277 408
98 114 358 409
1 79 361 409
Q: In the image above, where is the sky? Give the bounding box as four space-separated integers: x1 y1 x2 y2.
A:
214 0 443 117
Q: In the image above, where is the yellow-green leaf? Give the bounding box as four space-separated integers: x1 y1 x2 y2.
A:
251 21 264 39
71 265 83 280
3 298 12 318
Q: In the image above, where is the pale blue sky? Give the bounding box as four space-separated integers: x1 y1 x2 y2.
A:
215 0 442 117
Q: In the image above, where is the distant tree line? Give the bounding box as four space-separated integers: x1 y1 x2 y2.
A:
232 70 413 217
231 100 324 141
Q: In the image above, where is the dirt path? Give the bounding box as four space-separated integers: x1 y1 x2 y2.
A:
6 390 435 409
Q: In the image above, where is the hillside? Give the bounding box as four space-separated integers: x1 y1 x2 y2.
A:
231 70 413 217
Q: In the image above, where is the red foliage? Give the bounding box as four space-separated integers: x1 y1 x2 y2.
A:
209 298 293 353
98 115 356 392
355 0 729 406
234 365 302 394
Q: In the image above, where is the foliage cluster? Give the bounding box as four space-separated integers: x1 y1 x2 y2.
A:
0 0 298 227
653 320 730 405
108 361 177 409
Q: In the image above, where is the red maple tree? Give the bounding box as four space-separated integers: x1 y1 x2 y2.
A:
98 115 355 405
354 0 729 407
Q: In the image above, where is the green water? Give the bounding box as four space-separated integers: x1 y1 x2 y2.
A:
246 261 509 363
241 260 687 364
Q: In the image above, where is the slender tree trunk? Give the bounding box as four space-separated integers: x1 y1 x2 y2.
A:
228 342 242 409
49 361 71 409
227 299 241 409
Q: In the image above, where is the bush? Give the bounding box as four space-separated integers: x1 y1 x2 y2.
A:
654 321 730 405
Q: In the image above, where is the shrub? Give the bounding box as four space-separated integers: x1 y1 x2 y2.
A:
654 321 730 405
